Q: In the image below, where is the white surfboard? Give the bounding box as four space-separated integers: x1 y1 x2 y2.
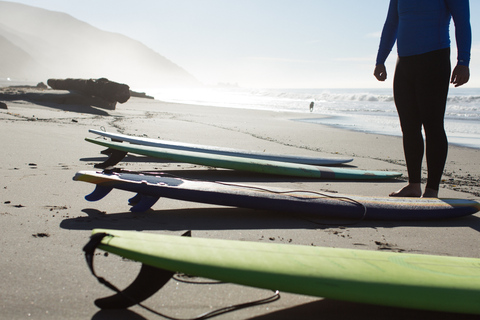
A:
89 129 353 165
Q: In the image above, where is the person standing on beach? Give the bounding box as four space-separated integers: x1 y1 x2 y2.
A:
374 0 472 198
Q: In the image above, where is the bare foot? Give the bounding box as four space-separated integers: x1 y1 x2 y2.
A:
422 188 439 198
389 183 422 197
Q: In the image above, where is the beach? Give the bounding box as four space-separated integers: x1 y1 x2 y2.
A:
1 88 479 320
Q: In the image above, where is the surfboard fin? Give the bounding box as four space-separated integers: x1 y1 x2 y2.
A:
128 193 142 205
100 147 113 155
129 194 160 212
100 139 123 155
85 185 113 201
95 263 174 309
84 231 192 310
94 149 128 169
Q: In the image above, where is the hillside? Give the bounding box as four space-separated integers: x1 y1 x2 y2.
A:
0 1 200 88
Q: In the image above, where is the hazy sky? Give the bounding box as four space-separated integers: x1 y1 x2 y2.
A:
6 0 480 88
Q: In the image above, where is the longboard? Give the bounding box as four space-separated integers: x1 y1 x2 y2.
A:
89 129 353 165
73 170 480 220
85 138 402 180
85 229 480 315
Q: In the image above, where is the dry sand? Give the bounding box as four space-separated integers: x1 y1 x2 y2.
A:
1 88 479 319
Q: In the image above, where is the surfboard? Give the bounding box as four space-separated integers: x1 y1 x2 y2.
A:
85 138 402 180
73 170 480 220
85 229 480 315
89 129 353 165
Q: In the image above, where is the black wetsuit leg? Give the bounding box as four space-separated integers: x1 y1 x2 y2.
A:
393 48 451 191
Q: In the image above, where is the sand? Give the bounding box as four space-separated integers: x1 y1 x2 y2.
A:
1 88 479 319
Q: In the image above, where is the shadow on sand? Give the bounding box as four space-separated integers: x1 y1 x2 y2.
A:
1 90 114 115
89 290 480 320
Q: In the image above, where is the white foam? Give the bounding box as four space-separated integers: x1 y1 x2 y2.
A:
147 87 480 149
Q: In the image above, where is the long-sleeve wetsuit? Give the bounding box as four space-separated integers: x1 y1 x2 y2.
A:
376 0 471 67
375 0 472 192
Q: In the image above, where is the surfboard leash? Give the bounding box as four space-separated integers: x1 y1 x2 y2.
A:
106 168 369 225
83 232 281 320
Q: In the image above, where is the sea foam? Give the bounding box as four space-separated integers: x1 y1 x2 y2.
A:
147 87 480 149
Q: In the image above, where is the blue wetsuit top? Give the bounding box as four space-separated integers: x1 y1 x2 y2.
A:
376 0 471 66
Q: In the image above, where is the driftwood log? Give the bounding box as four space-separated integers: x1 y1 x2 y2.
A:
47 78 130 104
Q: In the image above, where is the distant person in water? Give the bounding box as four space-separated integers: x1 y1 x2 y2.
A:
309 101 314 112
374 0 471 198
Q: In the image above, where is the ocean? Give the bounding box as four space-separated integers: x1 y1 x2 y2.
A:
2 79 478 149
148 87 480 150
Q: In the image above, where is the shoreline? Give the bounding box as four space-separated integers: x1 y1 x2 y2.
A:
297 115 480 151
147 86 480 150
1 92 479 319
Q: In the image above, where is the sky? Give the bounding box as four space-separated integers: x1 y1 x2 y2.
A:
5 0 480 88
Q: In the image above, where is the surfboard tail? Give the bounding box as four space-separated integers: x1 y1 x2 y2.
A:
83 232 191 309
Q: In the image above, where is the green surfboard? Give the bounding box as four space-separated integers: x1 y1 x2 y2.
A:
85 138 402 180
87 229 480 315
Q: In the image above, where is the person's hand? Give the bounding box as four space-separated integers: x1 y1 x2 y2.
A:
451 65 470 87
374 64 387 81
